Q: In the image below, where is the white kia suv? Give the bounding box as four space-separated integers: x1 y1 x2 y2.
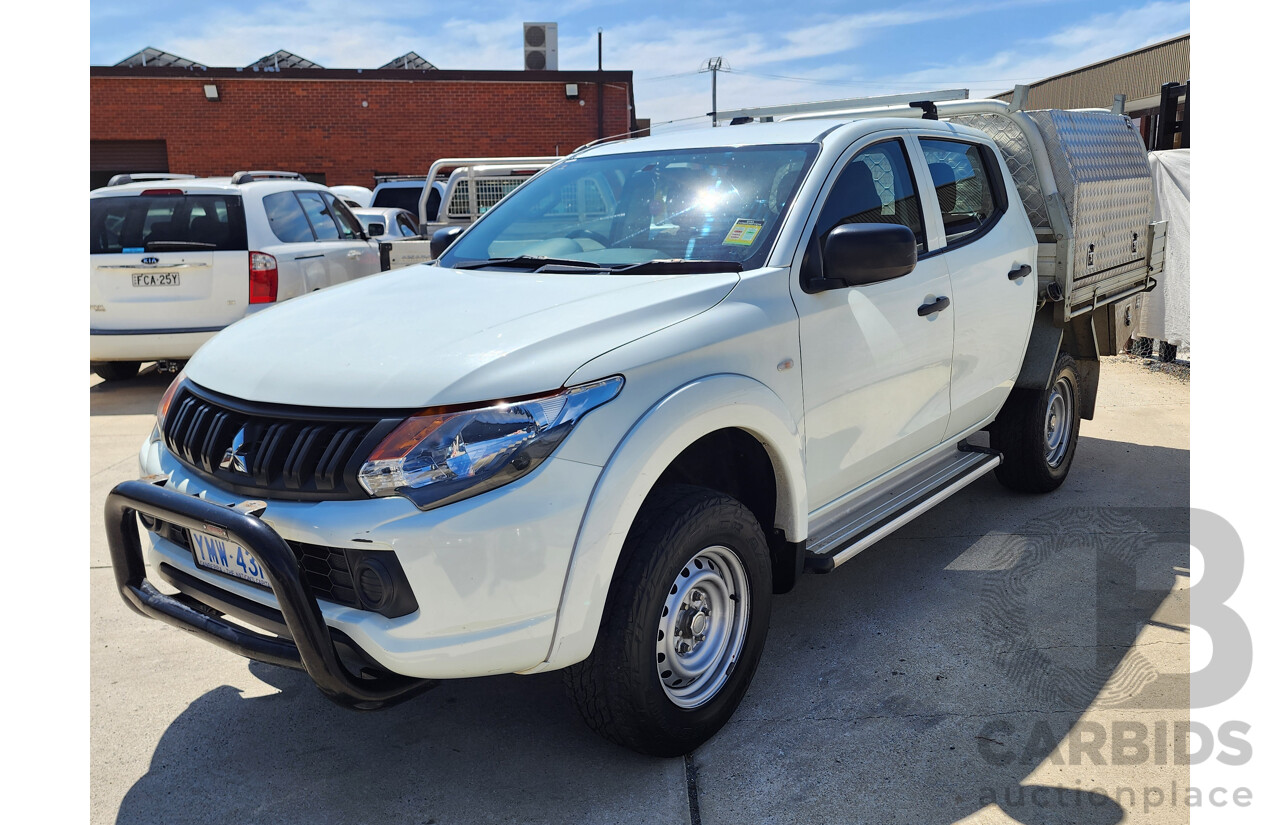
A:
89 171 381 381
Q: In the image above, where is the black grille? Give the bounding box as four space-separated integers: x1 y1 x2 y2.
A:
162 382 406 500
294 540 359 607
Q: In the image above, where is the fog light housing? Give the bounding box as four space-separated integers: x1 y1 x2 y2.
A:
354 558 393 612
339 548 418 618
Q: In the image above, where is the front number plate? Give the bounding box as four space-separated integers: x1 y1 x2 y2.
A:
132 272 180 287
190 529 271 588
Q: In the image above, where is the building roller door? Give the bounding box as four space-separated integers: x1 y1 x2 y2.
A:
90 140 168 190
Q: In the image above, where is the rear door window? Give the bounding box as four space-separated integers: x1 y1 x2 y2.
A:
296 191 341 240
919 138 1001 243
90 193 247 253
263 191 315 243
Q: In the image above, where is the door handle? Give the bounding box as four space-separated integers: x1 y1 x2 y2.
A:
1008 264 1032 280
918 296 951 316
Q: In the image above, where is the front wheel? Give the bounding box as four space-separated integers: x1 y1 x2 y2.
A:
990 353 1081 493
564 484 772 756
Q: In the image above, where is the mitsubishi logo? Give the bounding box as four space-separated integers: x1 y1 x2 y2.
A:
220 428 251 474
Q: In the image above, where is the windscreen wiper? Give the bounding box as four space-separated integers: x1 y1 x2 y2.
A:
449 255 604 272
605 259 744 275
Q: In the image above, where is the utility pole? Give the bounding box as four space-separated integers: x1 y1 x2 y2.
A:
700 57 727 126
597 29 604 140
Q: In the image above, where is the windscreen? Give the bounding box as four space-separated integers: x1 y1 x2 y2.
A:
437 144 818 272
372 185 425 212
90 193 247 253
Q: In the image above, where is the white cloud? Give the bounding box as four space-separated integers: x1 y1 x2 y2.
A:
638 0 1189 128
888 0 1191 99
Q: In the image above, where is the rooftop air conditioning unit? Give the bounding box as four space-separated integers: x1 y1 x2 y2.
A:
524 22 558 70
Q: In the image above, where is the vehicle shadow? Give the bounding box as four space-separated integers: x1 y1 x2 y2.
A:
90 364 173 417
110 439 1188 825
113 663 680 825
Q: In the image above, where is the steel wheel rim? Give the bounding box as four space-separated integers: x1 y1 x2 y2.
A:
655 545 750 709
1044 376 1073 467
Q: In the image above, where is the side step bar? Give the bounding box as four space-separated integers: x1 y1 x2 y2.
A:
804 445 1002 574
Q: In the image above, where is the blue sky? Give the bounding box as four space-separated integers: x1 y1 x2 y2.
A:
89 0 1190 131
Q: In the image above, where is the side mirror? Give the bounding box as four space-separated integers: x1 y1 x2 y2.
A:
806 223 917 292
367 223 386 237
430 226 464 259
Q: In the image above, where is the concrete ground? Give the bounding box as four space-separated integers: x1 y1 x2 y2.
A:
89 356 1189 825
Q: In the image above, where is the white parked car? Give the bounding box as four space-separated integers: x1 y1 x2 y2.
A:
330 185 372 209
89 171 381 381
106 101 1164 755
351 207 419 240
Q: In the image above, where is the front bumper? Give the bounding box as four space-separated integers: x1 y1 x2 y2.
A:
105 478 437 709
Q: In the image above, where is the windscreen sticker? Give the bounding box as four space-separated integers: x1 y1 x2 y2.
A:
123 247 145 253
723 219 764 246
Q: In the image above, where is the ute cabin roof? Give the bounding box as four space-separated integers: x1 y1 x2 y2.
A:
575 115 990 157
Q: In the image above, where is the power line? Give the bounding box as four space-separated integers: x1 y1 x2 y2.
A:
637 70 702 81
719 68 1043 88
638 66 1044 89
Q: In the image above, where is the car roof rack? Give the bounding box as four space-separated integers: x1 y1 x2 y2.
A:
712 89 969 124
229 170 307 185
107 173 198 186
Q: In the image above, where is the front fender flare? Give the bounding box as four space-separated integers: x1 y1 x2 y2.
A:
527 373 806 673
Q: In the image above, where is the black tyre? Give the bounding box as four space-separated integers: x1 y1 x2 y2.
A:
990 353 1081 493
92 361 141 382
564 484 772 757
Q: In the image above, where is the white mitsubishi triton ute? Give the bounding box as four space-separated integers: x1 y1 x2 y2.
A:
105 97 1164 756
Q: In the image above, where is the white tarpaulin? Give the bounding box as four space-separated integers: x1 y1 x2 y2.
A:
1135 149 1190 347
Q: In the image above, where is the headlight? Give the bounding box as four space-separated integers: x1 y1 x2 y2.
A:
151 369 186 444
358 376 623 510
156 369 186 428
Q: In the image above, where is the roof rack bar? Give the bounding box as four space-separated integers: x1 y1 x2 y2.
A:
229 170 307 185
572 125 657 154
107 173 197 186
713 89 968 123
373 174 445 183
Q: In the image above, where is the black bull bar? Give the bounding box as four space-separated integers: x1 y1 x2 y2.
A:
104 478 437 709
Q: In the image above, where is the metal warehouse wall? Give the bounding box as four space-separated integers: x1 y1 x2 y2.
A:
89 67 638 188
995 34 1190 111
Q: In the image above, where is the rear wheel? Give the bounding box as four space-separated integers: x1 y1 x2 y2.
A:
92 361 141 382
990 353 1081 493
564 484 772 756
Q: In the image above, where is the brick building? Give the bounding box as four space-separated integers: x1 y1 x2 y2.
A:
90 49 643 190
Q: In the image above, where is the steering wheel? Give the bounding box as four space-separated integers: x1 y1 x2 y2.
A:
567 228 610 247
